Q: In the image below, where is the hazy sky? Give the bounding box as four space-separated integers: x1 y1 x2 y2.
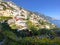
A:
11 0 60 20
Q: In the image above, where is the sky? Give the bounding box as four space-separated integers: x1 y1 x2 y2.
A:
11 0 60 20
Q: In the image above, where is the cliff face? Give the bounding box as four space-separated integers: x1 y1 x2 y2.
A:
0 1 56 30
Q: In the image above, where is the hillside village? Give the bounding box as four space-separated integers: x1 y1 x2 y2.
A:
0 1 60 45
0 1 56 31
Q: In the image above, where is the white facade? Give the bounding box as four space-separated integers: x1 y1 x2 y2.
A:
0 5 4 10
45 25 50 29
7 2 20 10
0 9 13 17
8 19 15 25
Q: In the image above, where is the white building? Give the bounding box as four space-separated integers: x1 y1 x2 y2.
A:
13 10 28 30
15 20 27 30
45 25 50 29
8 19 15 25
0 5 4 10
7 2 20 10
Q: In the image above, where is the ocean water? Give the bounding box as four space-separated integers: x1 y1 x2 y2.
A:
50 20 60 28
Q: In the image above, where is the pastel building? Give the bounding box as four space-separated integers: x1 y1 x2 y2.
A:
29 14 39 25
13 9 28 30
0 9 13 17
7 2 20 10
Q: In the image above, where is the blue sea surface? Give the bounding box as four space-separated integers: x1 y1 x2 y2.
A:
50 20 60 28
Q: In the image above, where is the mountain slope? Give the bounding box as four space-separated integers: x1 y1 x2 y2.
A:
0 1 56 31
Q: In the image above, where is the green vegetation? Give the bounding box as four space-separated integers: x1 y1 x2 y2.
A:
3 37 60 45
27 20 39 31
0 16 60 45
0 16 12 22
0 1 60 45
10 24 17 29
0 33 4 42
3 30 17 40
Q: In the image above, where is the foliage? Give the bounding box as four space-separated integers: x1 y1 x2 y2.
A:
0 17 60 45
3 37 60 45
0 33 4 42
10 24 17 29
1 22 11 30
0 16 12 22
3 30 17 41
27 20 39 31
